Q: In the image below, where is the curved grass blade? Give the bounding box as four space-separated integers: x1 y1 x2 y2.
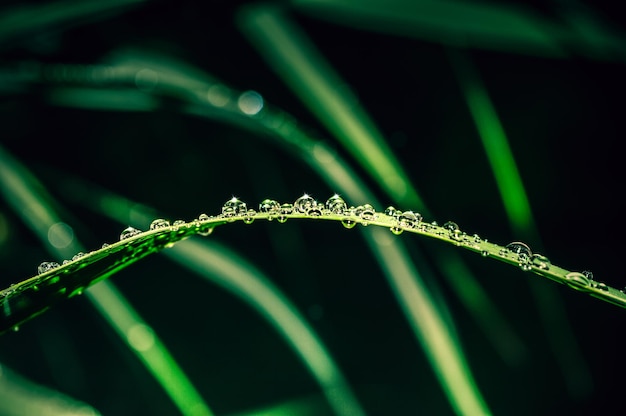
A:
4 53 528 365
0 145 213 416
447 48 593 397
3 194 624 334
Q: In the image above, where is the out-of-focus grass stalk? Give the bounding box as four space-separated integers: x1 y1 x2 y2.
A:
0 145 213 416
447 48 592 397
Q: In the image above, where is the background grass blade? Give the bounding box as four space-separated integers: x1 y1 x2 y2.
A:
0 144 213 416
447 48 592 397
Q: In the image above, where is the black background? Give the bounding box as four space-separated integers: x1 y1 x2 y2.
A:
1 1 626 415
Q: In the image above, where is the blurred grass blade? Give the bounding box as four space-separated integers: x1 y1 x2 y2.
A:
237 4 422 208
0 0 144 45
0 144 213 416
447 48 592 398
0 362 100 416
290 0 566 57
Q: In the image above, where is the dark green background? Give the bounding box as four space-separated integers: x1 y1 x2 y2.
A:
1 1 626 415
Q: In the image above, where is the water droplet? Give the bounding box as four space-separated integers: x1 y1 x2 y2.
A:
505 241 532 257
72 252 85 261
473 234 482 243
172 220 185 231
222 197 247 219
238 90 264 115
443 221 459 232
341 219 356 229
150 218 170 230
384 206 398 218
593 282 609 291
243 209 257 224
62 259 71 265
259 199 280 219
355 204 375 224
398 211 421 229
325 194 347 215
101 243 110 249
481 250 489 257
197 213 210 222
38 261 60 274
565 271 591 291
12 325 19 332
519 260 532 272
390 226 403 235
294 194 317 214
277 203 293 223
120 226 141 241
582 270 594 281
531 254 551 270
198 226 214 237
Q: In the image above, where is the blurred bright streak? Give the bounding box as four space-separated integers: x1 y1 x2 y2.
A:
238 4 421 208
85 283 212 416
134 68 159 91
47 222 74 249
448 49 592 397
0 362 100 416
82 188 366 416
0 0 144 43
367 227 490 416
238 90 264 115
0 145 214 416
47 88 158 112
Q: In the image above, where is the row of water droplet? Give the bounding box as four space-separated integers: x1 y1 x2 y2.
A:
31 194 620 297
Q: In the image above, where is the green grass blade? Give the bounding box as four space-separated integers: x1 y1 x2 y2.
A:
0 145 213 416
447 48 593 397
15 55 527 366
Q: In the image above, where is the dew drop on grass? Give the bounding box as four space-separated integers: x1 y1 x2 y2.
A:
390 226 403 235
72 252 85 261
243 209 256 224
505 241 532 257
120 226 141 241
342 219 356 229
222 197 247 218
531 254 551 270
294 194 317 214
565 271 591 289
172 220 185 231
443 221 459 232
384 206 398 217
150 218 170 230
398 211 421 229
278 203 293 223
481 250 489 257
101 243 110 249
38 261 60 274
355 204 375 224
259 199 280 219
325 194 347 215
